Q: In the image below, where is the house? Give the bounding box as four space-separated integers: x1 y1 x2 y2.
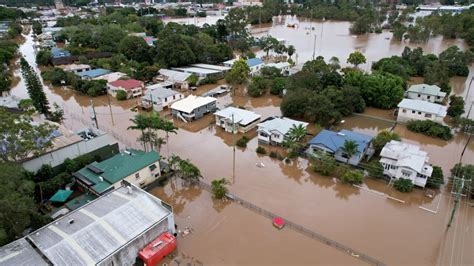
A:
307 129 374 166
172 66 222 78
158 69 192 90
214 107 261 133
171 95 217 121
143 36 158 46
0 185 176 266
140 85 184 112
94 71 127 83
73 149 161 195
107 79 144 99
191 63 231 73
379 140 433 187
257 117 309 145
59 63 91 74
77 68 112 80
0 95 22 112
223 58 265 76
264 62 291 75
397 99 447 123
51 47 71 58
406 84 446 103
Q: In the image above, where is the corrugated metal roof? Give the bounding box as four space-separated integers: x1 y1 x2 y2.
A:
258 117 308 135
397 99 447 116
407 84 446 97
171 95 216 114
214 107 261 126
308 129 373 154
0 238 49 266
77 68 111 79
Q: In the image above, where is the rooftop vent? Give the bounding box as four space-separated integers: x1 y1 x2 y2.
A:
123 150 132 156
68 219 74 225
99 176 104 182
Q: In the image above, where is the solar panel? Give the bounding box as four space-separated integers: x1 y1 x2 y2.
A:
86 164 104 174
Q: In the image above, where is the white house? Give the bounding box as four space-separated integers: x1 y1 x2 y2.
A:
257 117 308 145
406 84 446 103
94 71 127 83
107 79 144 99
171 95 217 121
141 85 184 112
158 69 191 90
223 58 265 76
379 140 433 187
59 64 91 74
214 106 261 133
397 99 447 123
264 62 291 75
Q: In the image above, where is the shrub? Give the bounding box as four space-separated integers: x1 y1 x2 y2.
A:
199 75 217 85
211 178 228 199
116 90 127 101
367 161 384 179
341 170 364 184
236 136 250 148
406 120 453 140
269 151 278 158
426 165 444 189
256 146 266 154
394 178 413 192
313 154 337 176
447 95 465 117
186 74 199 86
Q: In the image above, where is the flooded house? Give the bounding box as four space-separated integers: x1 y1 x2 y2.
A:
214 106 261 133
107 79 144 99
59 63 91 74
264 62 291 75
0 185 176 266
140 85 184 112
396 99 447 123
51 47 71 58
223 58 265 76
157 69 191 90
257 117 309 145
77 68 112 80
171 95 217 122
406 84 446 103
379 140 433 187
93 71 127 83
306 129 374 166
73 149 161 196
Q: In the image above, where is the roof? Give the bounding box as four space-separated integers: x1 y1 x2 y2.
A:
73 149 160 194
247 58 264 67
0 238 49 266
143 86 181 100
77 68 111 79
171 95 216 113
264 62 290 69
307 129 373 154
25 185 172 266
65 193 97 210
407 84 446 98
214 107 261 126
51 47 71 58
108 79 143 90
93 72 127 83
159 69 192 82
258 117 309 135
191 63 231 71
60 64 90 71
380 140 432 175
50 189 73 202
0 95 21 110
173 67 221 75
397 99 447 117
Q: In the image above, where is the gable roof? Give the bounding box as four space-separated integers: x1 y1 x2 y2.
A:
73 149 159 194
308 129 373 154
214 107 261 126
77 68 111 79
247 58 264 67
143 86 181 100
258 117 309 135
171 95 216 113
397 99 447 117
159 69 192 82
380 140 432 175
108 79 143 90
407 84 446 98
51 47 71 58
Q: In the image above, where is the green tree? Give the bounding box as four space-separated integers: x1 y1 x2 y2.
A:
118 36 151 63
177 159 201 182
287 45 295 59
36 50 51 66
161 119 178 158
128 113 150 151
116 90 127 101
447 95 465 117
156 34 196 67
32 21 42 35
341 170 364 184
406 120 453 140
20 58 50 115
313 153 337 176
342 140 358 164
270 77 287 95
347 51 367 68
372 130 401 154
225 59 250 86
427 166 444 189
211 178 228 199
247 76 270 97
367 161 384 179
225 8 248 38
394 178 414 193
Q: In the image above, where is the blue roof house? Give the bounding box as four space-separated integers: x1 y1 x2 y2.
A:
223 57 264 76
307 129 374 166
77 68 112 80
50 47 71 58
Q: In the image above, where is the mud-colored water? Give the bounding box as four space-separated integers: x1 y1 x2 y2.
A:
9 23 474 265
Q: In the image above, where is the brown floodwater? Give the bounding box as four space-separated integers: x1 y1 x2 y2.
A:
9 24 474 265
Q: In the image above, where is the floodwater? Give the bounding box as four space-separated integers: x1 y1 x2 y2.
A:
9 21 474 265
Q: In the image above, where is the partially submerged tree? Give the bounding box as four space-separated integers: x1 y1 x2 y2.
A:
347 51 366 68
211 178 228 199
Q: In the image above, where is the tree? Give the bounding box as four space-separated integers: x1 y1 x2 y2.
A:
287 45 295 59
342 140 358 164
118 36 151 63
270 77 287 95
36 50 51 66
247 76 270 97
427 166 444 189
128 114 150 151
225 8 248 38
394 178 414 193
341 170 364 184
177 159 201 182
367 161 384 179
211 178 228 199
161 119 178 157
347 51 366 68
32 21 42 35
225 59 250 86
156 34 196 67
20 58 50 115
49 103 64 123
313 153 337 176
450 163 474 197
329 56 340 70
372 130 401 154
0 109 57 162
283 124 307 158
447 95 465 117
406 120 453 140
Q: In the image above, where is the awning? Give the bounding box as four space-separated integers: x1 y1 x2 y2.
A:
49 189 73 203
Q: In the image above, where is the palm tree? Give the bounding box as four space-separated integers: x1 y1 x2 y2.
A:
151 135 166 153
178 159 201 183
287 45 295 59
342 140 358 164
161 120 178 157
128 114 150 151
287 124 307 142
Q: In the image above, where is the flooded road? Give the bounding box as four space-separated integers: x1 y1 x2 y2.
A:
9 22 474 265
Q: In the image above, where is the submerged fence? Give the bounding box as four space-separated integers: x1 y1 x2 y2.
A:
197 180 386 266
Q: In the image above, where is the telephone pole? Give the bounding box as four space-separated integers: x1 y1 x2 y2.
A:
232 113 236 184
106 94 115 126
312 34 317 60
90 99 99 129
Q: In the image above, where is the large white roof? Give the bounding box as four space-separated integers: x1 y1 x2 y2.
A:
397 99 447 117
407 84 446 97
94 72 127 83
171 95 216 113
159 69 192 82
380 140 432 174
173 67 221 75
191 64 231 71
214 107 261 126
258 117 308 135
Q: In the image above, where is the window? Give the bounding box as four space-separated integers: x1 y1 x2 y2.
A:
149 164 157 171
425 114 432 118
418 94 421 97
173 95 176 100
135 173 140 179
401 170 411 177
418 112 422 115
390 165 397 169
412 110 416 114
165 98 168 102
402 109 406 113
272 134 279 138
427 96 431 99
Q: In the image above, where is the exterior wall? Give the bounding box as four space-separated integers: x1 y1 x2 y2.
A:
249 64 263 76
172 101 216 121
161 93 184 108
381 159 428 187
112 161 161 190
307 144 364 166
406 92 443 103
22 133 110 172
216 116 260 133
258 130 285 145
397 108 444 123
108 85 143 99
107 84 119 98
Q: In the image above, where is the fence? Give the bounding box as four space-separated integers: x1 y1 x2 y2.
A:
197 180 385 266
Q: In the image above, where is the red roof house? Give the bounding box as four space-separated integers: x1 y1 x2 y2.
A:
107 79 144 99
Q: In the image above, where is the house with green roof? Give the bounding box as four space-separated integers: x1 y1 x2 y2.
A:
406 84 446 103
72 149 161 195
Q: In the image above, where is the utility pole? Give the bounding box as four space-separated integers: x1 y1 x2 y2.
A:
232 113 236 184
312 34 317 60
106 94 115 126
90 99 99 129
